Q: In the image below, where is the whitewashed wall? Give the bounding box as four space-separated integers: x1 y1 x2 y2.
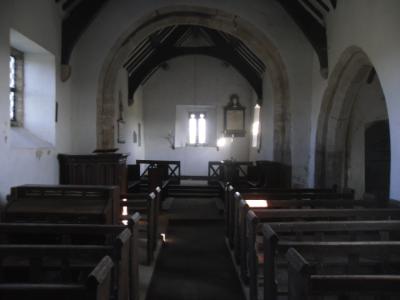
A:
114 68 145 164
308 0 400 199
249 72 275 161
346 76 388 199
2 0 398 198
69 0 314 184
0 0 71 203
142 55 253 176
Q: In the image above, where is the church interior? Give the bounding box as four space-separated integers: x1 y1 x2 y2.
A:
0 0 400 299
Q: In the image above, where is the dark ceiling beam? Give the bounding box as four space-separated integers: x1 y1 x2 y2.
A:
125 26 190 104
123 39 152 69
218 31 265 72
124 27 176 71
126 25 189 73
276 0 328 75
127 46 263 100
62 0 77 11
366 68 376 84
236 46 265 73
61 0 110 65
315 0 330 12
202 27 263 76
203 28 264 97
301 0 324 20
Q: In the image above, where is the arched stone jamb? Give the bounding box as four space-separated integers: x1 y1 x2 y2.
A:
96 5 291 165
315 46 387 188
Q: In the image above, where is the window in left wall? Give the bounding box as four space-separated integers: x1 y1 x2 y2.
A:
9 48 24 126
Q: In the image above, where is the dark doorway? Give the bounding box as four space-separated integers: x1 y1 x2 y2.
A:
365 120 390 202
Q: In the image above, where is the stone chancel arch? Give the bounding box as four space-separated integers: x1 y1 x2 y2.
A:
315 46 390 197
96 6 292 165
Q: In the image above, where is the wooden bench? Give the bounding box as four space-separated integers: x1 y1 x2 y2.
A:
123 189 159 265
128 165 170 209
234 194 369 276
258 219 400 300
226 186 352 248
0 229 130 300
0 255 113 300
4 185 120 224
237 194 377 264
58 153 128 195
287 244 400 300
0 213 140 300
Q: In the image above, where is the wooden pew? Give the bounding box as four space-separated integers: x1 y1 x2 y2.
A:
128 165 170 209
123 190 159 265
255 160 292 188
4 185 120 225
0 229 130 300
234 192 366 276
286 244 400 300
226 185 351 248
58 153 129 195
0 213 140 300
2 185 141 299
258 219 400 300
0 255 114 300
237 194 377 265
224 184 235 237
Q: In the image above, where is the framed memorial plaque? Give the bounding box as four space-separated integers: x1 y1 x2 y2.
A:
224 94 245 137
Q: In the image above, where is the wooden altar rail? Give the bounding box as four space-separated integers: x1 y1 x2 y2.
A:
136 160 180 184
208 161 254 183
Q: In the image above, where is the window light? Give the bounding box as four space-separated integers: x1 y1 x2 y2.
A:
160 233 166 243
217 137 226 148
252 104 261 148
198 113 206 144
189 114 197 144
188 112 207 145
245 199 268 208
9 55 16 121
252 121 260 136
9 56 15 88
122 206 128 216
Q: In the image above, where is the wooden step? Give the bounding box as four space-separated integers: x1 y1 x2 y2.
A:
168 189 220 195
169 187 219 191
168 192 220 198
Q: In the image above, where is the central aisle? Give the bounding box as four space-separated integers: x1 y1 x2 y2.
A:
145 198 245 300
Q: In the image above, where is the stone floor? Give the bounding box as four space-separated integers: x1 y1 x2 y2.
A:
144 197 245 300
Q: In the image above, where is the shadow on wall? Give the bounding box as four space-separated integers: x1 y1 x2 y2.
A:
315 46 390 201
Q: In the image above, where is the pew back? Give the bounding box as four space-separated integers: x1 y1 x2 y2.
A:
5 185 120 224
259 221 400 300
287 246 400 300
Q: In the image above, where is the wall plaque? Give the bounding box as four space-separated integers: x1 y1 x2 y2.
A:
224 94 245 137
